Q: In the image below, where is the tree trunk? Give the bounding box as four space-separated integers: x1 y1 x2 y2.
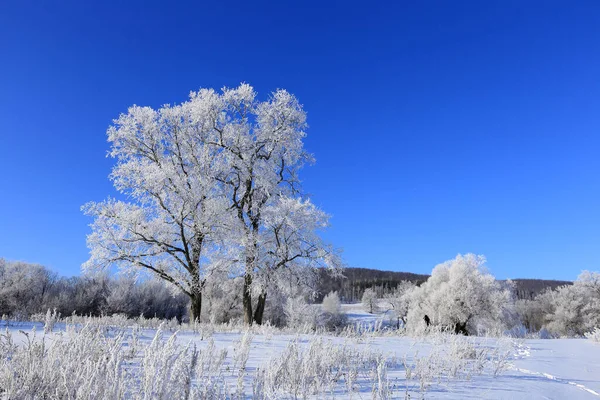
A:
243 227 258 326
454 321 468 335
253 291 267 325
243 272 253 325
189 292 202 323
189 237 204 324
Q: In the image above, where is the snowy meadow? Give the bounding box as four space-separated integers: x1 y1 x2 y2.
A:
1 311 599 399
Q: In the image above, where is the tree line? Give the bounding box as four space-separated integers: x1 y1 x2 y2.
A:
0 259 187 320
316 267 570 303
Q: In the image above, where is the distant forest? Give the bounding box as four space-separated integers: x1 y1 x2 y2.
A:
316 267 571 302
1 258 573 322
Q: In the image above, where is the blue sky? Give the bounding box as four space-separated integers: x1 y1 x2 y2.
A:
1 1 599 280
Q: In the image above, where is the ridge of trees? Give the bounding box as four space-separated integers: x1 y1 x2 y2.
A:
317 267 571 302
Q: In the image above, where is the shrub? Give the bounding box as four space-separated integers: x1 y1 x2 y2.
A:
362 288 378 314
585 327 600 342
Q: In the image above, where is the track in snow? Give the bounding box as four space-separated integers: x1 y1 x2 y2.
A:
510 342 600 398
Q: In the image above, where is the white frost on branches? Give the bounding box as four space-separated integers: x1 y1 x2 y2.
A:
406 254 512 335
83 84 341 323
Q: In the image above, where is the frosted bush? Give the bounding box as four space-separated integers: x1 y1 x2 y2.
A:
320 291 348 330
139 328 198 399
401 334 515 395
538 271 600 337
322 291 342 314
43 308 59 333
585 327 600 342
284 296 320 330
505 324 528 339
0 324 129 399
537 328 555 339
362 288 378 313
253 337 395 398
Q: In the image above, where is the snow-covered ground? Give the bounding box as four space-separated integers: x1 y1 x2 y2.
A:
423 338 600 399
1 315 599 399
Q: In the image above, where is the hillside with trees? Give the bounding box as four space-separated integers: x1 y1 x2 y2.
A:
316 267 571 302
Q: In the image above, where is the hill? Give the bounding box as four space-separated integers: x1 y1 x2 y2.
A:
317 267 571 302
509 278 572 300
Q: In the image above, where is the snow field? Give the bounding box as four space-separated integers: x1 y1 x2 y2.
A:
2 317 598 399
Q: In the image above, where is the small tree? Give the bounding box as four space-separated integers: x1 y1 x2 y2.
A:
322 291 342 314
383 281 415 329
321 291 347 330
362 288 378 314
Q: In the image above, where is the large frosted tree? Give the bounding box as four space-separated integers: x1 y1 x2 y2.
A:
540 270 600 336
83 93 233 322
203 84 341 325
251 196 342 324
406 254 512 335
83 84 340 324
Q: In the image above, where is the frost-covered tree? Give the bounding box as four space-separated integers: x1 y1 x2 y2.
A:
0 259 56 317
322 291 342 314
202 274 243 324
102 277 136 316
515 298 547 333
203 84 341 325
383 281 416 328
102 278 187 320
250 196 342 324
84 84 340 324
406 254 511 335
320 291 347 330
57 274 111 316
82 90 235 322
362 288 378 314
541 270 600 336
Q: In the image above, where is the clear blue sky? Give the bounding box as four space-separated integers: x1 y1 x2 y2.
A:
1 1 599 280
